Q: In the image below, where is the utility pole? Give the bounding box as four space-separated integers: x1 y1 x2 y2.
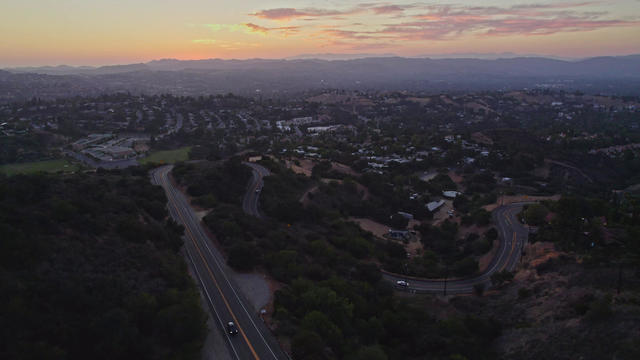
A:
617 262 622 295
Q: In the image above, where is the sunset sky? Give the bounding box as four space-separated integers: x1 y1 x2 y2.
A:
1 0 639 66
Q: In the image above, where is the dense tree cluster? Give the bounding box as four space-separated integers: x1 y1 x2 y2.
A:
173 158 252 207
277 277 501 360
174 158 503 358
259 164 311 224
530 196 640 272
0 132 60 164
0 169 207 360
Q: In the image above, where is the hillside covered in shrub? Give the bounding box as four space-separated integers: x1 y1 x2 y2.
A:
0 169 207 360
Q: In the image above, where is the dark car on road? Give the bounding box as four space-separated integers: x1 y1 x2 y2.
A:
227 321 239 336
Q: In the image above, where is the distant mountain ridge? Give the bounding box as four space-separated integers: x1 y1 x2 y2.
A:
285 53 397 60
5 55 640 77
1 55 639 101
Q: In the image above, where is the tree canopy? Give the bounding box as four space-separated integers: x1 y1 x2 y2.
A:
0 170 207 360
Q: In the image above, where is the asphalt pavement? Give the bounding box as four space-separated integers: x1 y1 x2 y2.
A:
151 158 528 358
383 203 531 294
238 160 530 296
242 162 270 219
151 165 286 360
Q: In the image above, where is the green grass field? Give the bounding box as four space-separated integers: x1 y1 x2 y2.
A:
0 159 79 176
139 147 191 165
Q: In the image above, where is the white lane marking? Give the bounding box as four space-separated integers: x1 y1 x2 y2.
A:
184 195 280 359
158 167 242 359
186 247 241 360
485 207 511 277
164 167 280 359
397 205 523 292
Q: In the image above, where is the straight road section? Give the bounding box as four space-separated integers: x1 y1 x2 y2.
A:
151 165 285 360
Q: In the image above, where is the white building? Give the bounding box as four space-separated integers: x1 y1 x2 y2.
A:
442 191 462 199
426 200 445 212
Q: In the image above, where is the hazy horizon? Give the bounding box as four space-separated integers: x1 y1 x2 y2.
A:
3 51 640 69
2 0 640 67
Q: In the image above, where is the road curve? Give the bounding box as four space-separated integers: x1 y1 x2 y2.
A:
151 165 286 360
237 160 530 295
383 203 531 294
242 162 270 219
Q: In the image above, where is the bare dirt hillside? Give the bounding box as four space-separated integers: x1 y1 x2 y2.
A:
448 243 640 360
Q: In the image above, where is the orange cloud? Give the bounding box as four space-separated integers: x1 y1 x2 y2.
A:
244 23 270 34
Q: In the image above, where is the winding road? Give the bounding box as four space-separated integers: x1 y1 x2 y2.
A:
238 160 531 295
151 157 531 360
242 162 270 219
383 203 531 294
151 165 285 360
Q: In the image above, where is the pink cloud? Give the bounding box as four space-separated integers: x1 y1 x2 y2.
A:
251 8 356 21
371 14 639 42
250 3 415 21
244 23 300 36
370 4 415 15
321 2 637 43
249 2 639 47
